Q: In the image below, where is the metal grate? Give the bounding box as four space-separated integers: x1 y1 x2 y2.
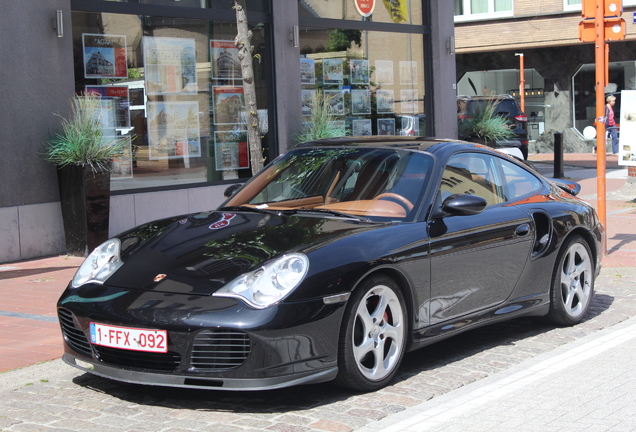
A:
190 329 250 370
94 346 181 371
58 308 92 357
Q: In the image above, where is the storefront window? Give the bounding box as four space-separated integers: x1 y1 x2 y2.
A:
298 28 426 138
101 0 269 13
298 0 422 25
72 11 270 191
572 61 632 133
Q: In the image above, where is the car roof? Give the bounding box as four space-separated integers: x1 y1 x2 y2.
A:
296 136 478 154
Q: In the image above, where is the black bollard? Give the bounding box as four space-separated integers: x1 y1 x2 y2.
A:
554 132 564 179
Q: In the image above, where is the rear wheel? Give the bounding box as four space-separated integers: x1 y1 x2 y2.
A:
334 275 407 392
547 235 594 326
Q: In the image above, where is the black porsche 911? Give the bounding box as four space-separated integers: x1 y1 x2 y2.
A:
57 137 603 392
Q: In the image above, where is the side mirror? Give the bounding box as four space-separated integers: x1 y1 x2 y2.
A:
224 184 243 198
441 194 487 216
548 178 581 196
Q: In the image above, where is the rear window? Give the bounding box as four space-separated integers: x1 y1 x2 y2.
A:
466 100 520 117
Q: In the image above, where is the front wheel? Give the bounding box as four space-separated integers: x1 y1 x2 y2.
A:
334 275 407 392
547 235 595 326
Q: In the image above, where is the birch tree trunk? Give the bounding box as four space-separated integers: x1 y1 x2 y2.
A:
234 0 264 174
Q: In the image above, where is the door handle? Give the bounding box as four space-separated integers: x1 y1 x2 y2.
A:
515 224 530 237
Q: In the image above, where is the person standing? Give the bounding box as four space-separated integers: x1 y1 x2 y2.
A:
605 95 619 155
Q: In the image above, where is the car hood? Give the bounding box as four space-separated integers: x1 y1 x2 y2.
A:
105 210 381 295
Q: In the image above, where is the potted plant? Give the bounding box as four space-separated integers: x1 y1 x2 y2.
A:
458 100 516 147
45 93 125 256
295 90 348 144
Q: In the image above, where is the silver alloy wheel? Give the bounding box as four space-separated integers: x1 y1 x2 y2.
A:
352 285 405 381
559 241 593 318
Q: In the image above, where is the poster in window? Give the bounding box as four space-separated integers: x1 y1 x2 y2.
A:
213 86 245 125
94 98 118 135
401 89 418 114
350 60 369 85
399 61 417 85
143 37 197 95
377 119 395 136
400 116 419 135
323 59 344 85
111 137 133 179
300 58 316 84
302 90 316 116
375 60 394 85
83 34 128 79
352 119 372 136
351 89 371 115
376 89 395 114
210 40 242 80
85 85 130 128
214 131 249 171
129 87 145 106
329 120 347 135
147 101 201 160
324 90 345 115
619 90 636 166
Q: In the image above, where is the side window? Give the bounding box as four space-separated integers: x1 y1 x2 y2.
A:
497 159 543 201
440 153 504 207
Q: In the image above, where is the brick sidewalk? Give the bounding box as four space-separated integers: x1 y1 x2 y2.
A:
0 256 84 371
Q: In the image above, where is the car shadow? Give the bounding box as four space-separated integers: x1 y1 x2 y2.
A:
0 267 78 280
71 293 614 412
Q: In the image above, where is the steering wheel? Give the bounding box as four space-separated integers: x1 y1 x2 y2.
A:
374 193 414 212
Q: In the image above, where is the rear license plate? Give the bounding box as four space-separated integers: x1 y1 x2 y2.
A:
90 322 168 353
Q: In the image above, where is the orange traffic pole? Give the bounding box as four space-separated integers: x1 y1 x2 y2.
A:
594 0 607 254
516 53 525 113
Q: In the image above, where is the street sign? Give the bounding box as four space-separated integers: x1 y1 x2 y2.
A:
582 0 623 19
354 0 375 17
582 0 596 19
579 17 626 42
605 1 623 17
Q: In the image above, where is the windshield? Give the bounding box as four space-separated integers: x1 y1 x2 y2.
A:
224 147 433 221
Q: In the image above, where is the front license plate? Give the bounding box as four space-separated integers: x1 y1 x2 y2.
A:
90 322 168 353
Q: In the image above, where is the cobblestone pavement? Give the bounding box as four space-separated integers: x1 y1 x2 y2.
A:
1 266 635 432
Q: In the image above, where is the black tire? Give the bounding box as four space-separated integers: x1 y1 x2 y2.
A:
547 235 595 326
333 275 407 392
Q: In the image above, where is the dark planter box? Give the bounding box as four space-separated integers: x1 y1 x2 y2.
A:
57 165 110 256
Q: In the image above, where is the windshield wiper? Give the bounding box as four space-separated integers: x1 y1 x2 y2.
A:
218 205 281 216
282 208 372 222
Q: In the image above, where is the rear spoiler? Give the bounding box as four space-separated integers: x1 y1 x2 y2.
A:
548 178 581 196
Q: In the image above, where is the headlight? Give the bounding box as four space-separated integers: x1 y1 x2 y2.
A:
71 239 123 288
214 253 309 309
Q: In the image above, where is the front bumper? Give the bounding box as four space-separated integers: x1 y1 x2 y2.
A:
58 285 346 390
62 353 338 390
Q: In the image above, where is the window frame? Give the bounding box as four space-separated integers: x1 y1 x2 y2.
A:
454 0 513 22
494 157 543 203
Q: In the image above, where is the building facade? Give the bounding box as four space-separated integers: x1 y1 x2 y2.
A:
0 0 456 263
454 0 636 153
